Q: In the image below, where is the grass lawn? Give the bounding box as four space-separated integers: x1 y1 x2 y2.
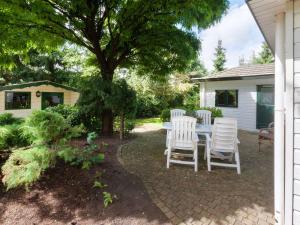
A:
135 117 162 126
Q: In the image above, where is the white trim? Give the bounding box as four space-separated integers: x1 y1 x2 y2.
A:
274 12 286 225
284 2 294 225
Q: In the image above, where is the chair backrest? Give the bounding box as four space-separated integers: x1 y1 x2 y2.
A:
171 116 196 148
170 109 186 121
195 110 212 125
211 118 238 153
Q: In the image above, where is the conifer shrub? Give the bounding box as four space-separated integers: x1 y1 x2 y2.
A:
1 110 84 190
2 146 56 190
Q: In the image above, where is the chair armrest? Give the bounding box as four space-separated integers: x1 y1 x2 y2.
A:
193 133 199 143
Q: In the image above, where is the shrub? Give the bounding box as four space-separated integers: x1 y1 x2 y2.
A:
22 110 83 146
198 107 223 118
0 113 21 126
45 104 81 126
114 117 136 136
160 109 170 122
58 132 104 169
0 124 30 150
2 146 56 190
159 107 223 123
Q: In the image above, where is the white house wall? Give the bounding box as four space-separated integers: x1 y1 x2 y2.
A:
294 0 300 222
201 78 274 131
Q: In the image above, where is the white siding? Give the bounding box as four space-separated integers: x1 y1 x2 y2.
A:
203 78 274 131
294 1 300 222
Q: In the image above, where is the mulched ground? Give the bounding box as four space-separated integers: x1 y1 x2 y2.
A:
0 135 171 225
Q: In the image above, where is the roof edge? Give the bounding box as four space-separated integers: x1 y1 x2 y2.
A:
194 74 274 82
0 80 78 92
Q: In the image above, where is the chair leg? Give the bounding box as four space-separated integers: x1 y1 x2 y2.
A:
235 151 241 175
166 147 171 169
207 151 211 172
194 148 198 172
258 139 261 152
204 143 207 160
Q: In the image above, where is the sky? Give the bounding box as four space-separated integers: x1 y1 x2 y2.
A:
198 0 265 71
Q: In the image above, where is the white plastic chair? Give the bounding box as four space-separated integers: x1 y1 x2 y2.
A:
206 118 241 174
195 110 212 125
166 109 186 149
170 109 186 121
166 116 199 172
195 110 212 159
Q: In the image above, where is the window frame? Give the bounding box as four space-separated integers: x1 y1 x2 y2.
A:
41 92 64 110
5 91 32 110
215 89 239 108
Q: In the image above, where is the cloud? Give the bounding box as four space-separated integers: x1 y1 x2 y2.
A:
198 3 264 71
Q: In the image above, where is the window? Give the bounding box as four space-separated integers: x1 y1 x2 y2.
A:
41 92 64 109
5 92 31 110
215 90 238 108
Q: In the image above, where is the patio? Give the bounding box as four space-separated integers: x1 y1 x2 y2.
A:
119 124 274 225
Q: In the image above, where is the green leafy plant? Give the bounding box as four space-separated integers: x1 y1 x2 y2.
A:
0 113 21 126
160 109 171 122
2 146 56 190
58 132 104 170
103 191 116 208
93 180 107 189
45 104 82 127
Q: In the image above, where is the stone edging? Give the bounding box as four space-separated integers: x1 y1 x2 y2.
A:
116 143 186 225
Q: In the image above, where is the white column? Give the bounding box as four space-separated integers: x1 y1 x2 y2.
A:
199 82 206 107
274 12 285 225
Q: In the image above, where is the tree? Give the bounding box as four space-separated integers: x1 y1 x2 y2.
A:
252 42 274 64
213 40 226 72
106 79 136 140
0 48 81 86
0 0 229 135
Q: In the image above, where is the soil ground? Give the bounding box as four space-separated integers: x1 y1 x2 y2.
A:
0 135 171 225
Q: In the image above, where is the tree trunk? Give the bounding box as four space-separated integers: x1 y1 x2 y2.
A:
120 112 124 140
102 108 114 136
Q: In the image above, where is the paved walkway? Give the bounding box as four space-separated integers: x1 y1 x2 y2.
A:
118 124 274 225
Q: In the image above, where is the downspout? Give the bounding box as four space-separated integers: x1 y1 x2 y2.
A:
274 12 285 225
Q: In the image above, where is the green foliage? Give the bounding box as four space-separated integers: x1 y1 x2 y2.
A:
1 110 85 190
2 146 55 190
58 132 104 170
114 117 136 136
22 110 83 146
213 40 226 72
183 86 200 110
160 107 223 123
0 48 81 86
199 107 223 118
0 0 229 135
45 104 82 127
93 180 107 189
103 192 114 208
160 109 171 122
0 124 30 150
0 113 21 126
252 42 274 64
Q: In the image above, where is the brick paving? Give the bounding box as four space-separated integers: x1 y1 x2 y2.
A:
118 124 274 225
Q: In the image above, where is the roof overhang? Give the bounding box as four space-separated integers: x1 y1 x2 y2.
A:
246 0 287 52
193 74 274 82
0 80 78 92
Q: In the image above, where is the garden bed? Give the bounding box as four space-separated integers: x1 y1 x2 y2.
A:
0 136 171 225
